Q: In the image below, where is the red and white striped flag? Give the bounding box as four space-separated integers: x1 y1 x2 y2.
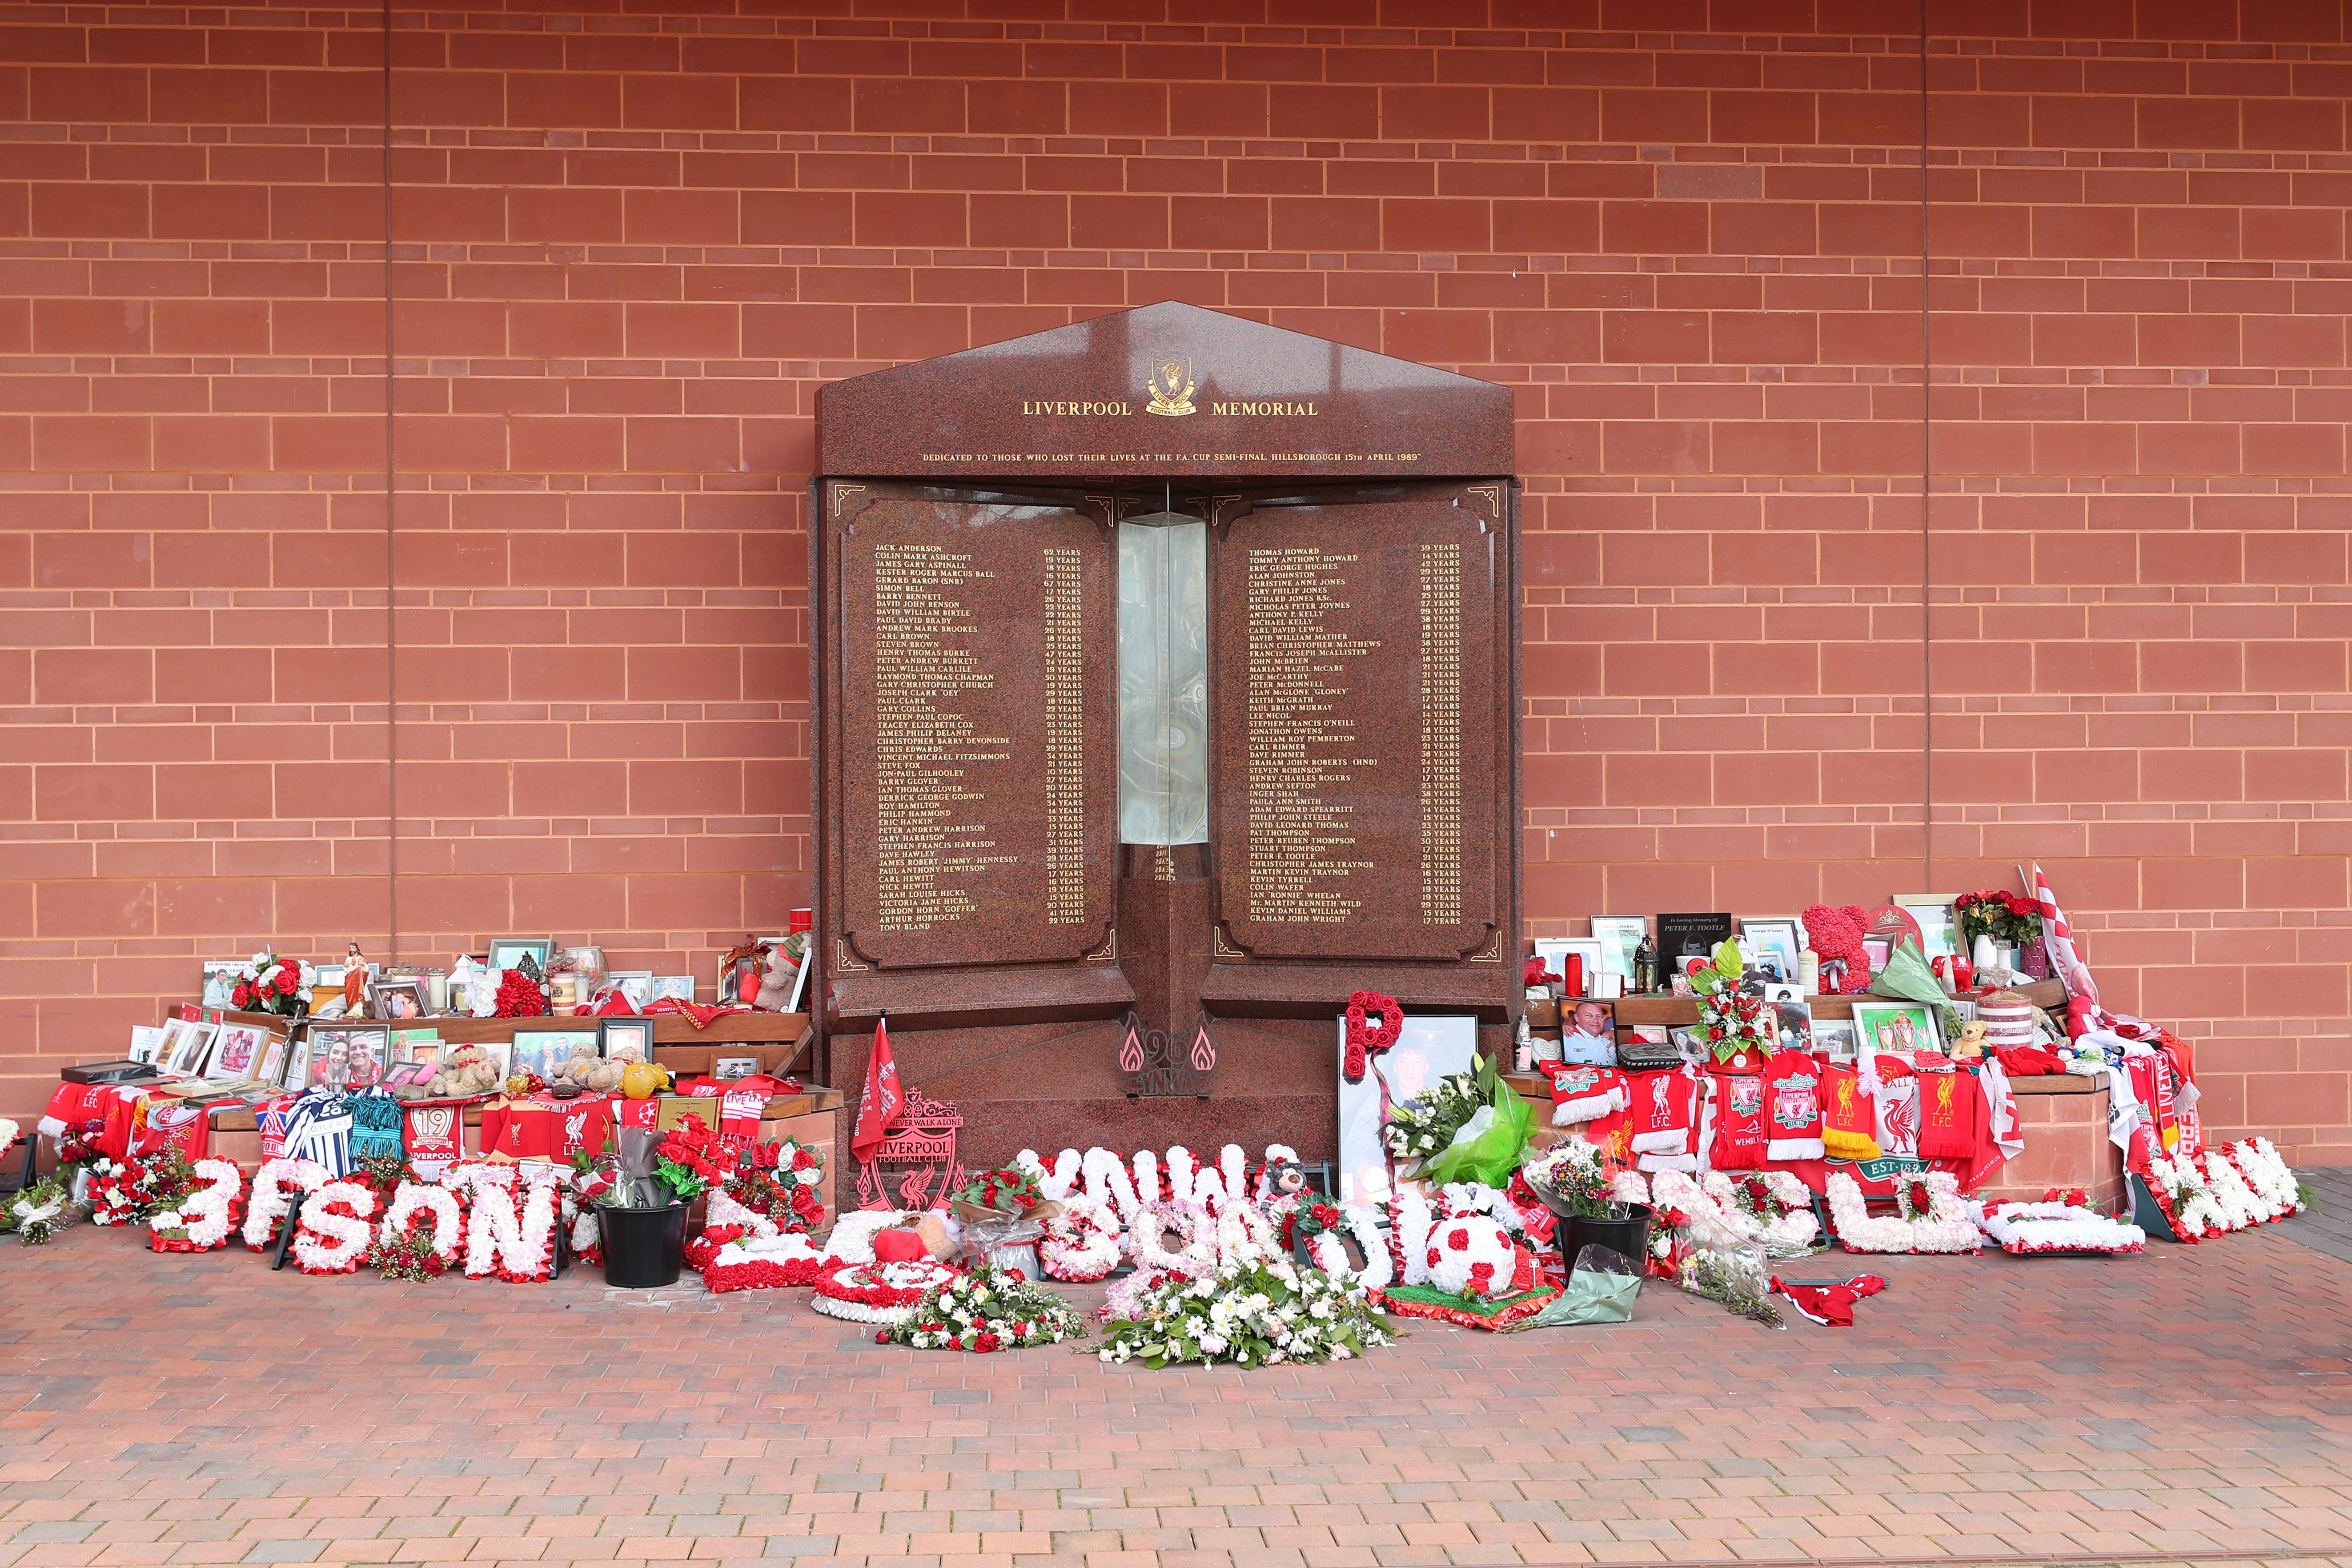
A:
2028 862 2103 1020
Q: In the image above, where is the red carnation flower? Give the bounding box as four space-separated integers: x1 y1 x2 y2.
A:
974 1332 999 1353
2007 896 2035 916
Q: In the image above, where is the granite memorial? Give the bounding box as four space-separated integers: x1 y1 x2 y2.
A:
812 301 1521 1168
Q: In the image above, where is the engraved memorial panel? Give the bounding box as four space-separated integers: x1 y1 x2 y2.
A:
1209 496 1501 963
835 496 1116 970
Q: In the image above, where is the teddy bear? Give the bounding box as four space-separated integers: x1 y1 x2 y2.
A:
426 1043 505 1098
1802 903 1872 995
554 1043 626 1094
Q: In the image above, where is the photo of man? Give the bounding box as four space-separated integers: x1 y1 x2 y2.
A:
1557 999 1617 1066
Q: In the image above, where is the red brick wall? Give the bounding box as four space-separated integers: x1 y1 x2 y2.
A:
4 1 2346 1160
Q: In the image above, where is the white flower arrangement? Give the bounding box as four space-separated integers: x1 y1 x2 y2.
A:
1038 1195 1122 1282
809 1259 959 1324
822 1209 928 1265
292 1180 380 1274
242 1157 328 1251
1098 1258 1392 1369
1969 1199 2144 1255
149 1159 245 1252
2230 1138 2305 1219
378 1182 467 1267
2199 1149 2268 1232
1699 1170 1822 1256
0 1118 18 1159
442 1161 562 1282
1825 1171 1980 1255
2145 1150 2224 1240
882 1264 1088 1352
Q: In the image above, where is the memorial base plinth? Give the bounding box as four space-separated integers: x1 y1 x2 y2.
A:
1975 1076 2124 1210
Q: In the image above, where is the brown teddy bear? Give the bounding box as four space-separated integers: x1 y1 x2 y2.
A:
426 1043 506 1098
554 1043 626 1094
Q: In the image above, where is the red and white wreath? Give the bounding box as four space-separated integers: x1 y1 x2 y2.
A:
443 1162 561 1283
378 1182 468 1270
822 1209 929 1265
292 1180 381 1274
705 1233 826 1294
1423 1214 1539 1301
810 1259 960 1324
1967 1195 2145 1256
1037 1195 1122 1282
1826 1170 1979 1255
2229 1138 2305 1220
243 1157 329 1251
148 1159 246 1253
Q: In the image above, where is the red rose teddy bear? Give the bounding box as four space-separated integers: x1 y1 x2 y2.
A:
1802 903 1872 995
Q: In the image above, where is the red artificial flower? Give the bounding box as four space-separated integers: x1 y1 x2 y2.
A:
2007 896 2035 917
1954 893 1976 908
973 1332 1000 1353
232 983 253 1008
276 968 297 994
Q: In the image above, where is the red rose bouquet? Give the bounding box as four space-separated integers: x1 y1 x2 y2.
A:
1955 889 2043 949
227 950 312 1018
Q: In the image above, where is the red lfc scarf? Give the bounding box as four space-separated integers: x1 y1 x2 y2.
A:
1707 1070 1768 1170
851 1017 903 1163
402 1100 466 1166
1915 1067 1982 1160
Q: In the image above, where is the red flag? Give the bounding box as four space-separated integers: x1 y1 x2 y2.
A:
851 1016 903 1162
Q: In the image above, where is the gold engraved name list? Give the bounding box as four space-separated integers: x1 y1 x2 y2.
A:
1042 547 1087 924
869 543 1007 932
1243 547 1383 923
1419 541 1463 925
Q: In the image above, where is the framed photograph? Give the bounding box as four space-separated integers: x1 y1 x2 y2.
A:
207 1021 273 1081
255 1031 291 1087
368 975 429 1022
488 937 553 976
610 970 654 1009
199 959 240 1009
1557 997 1617 1065
128 1024 166 1065
513 1028 598 1079
1894 894 1961 962
650 974 696 1004
1589 916 1647 979
380 1062 434 1089
397 1040 444 1069
713 1055 761 1080
1737 917 1804 986
1851 1001 1941 1058
278 1031 314 1091
1861 935 1892 976
598 1016 655 1064
1656 911 1733 970
783 946 811 1014
1532 937 1603 998
305 1023 390 1089
1335 1011 1478 1207
1813 1018 1858 1062
1768 995 1813 1052
165 1019 219 1076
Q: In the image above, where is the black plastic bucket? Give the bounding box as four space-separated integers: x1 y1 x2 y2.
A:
599 1203 689 1288
1555 1203 1654 1269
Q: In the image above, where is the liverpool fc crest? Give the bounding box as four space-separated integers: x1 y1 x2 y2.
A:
1145 355 1196 417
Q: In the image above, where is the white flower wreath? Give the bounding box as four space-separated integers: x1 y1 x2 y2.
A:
1038 1195 1122 1282
292 1180 380 1274
2231 1138 2304 1219
152 1159 245 1251
1968 1199 2144 1255
1825 1170 1979 1254
1698 1169 1822 1255
242 1157 327 1251
379 1182 466 1267
822 1209 927 1264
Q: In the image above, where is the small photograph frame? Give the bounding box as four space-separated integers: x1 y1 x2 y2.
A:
279 1031 315 1091
368 975 429 1022
128 1025 166 1066
513 1028 598 1079
1532 937 1604 998
649 974 696 1004
1813 1018 1858 1062
165 1019 219 1076
1851 1000 1942 1058
1737 917 1805 986
712 1055 760 1080
609 970 654 1009
489 937 553 976
305 1023 390 1089
255 1031 291 1087
380 1062 434 1089
207 1021 273 1082
1894 894 1962 962
200 959 240 1009
598 1016 655 1064
1589 916 1647 979
397 1040 444 1069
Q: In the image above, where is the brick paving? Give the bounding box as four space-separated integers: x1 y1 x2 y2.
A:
6 1215 2352 1568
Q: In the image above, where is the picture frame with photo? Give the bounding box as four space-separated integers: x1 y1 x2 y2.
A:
165 1019 219 1076
1737 917 1805 986
200 959 240 1009
609 971 654 1009
255 1031 292 1087
128 1025 166 1066
380 1062 435 1089
278 1031 314 1091
488 937 553 977
1894 894 1962 962
649 975 696 1004
368 975 429 1022
1532 937 1603 998
305 1023 391 1089
713 1055 761 1080
1589 916 1647 979
207 1021 274 1082
1335 1011 1478 1206
598 1016 655 1064
1812 1018 1858 1062
1763 987 1813 1052
1850 1000 1942 1058
512 1029 598 1079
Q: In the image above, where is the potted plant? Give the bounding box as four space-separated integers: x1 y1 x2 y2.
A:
1521 1140 1653 1267
1955 890 2046 978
